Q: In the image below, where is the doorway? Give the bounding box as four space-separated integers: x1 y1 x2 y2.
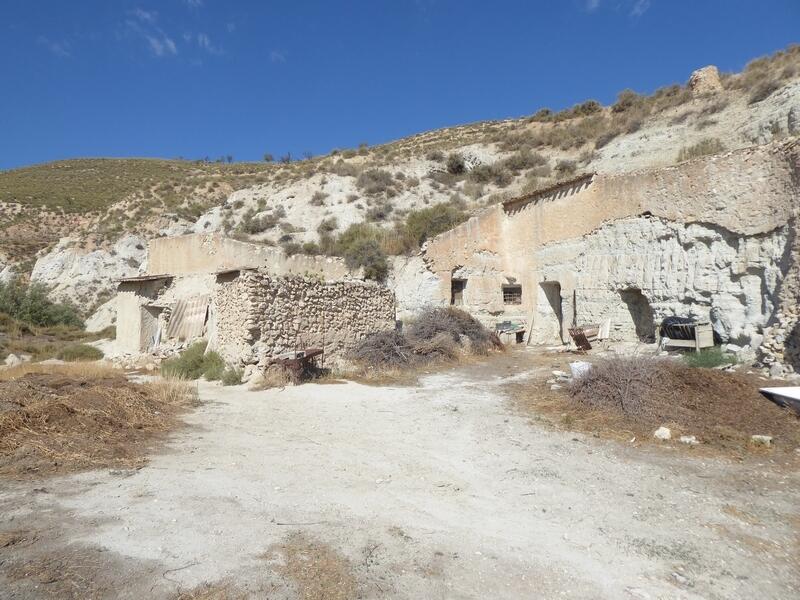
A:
535 281 564 343
619 288 655 342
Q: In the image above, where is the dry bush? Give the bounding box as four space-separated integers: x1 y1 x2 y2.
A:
0 361 118 382
250 364 293 390
348 330 414 368
566 356 800 451
677 137 725 162
570 356 665 418
406 306 501 355
409 331 459 362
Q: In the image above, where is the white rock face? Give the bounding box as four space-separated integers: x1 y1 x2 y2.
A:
388 255 446 321
538 216 789 346
31 234 147 308
0 264 14 284
85 297 117 332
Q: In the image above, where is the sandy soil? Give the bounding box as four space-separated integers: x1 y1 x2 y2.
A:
1 349 798 599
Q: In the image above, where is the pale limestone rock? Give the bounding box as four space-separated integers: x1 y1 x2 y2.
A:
31 235 147 307
4 353 23 367
750 435 772 447
653 426 672 441
85 297 117 333
679 435 699 445
688 65 723 95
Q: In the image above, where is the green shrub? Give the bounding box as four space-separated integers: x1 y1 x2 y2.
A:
426 149 444 162
310 191 328 206
356 169 395 196
684 347 736 369
402 203 468 247
554 159 577 177
316 217 338 235
0 279 83 328
161 341 229 380
57 343 104 362
202 351 226 381
612 89 644 113
221 368 243 386
677 138 725 162
502 149 548 173
343 238 388 282
446 153 466 175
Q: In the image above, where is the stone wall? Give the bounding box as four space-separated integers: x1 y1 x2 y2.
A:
211 270 396 366
147 233 353 280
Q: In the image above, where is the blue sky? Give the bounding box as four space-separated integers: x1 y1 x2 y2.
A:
1 1 798 170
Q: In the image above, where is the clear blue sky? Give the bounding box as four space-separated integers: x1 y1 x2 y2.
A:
1 1 798 170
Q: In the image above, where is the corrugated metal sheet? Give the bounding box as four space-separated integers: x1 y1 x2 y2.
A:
166 295 209 341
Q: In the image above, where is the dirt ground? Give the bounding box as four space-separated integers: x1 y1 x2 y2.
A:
1 348 798 599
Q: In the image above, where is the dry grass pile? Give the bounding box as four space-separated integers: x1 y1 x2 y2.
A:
348 307 502 370
0 369 196 476
565 357 800 451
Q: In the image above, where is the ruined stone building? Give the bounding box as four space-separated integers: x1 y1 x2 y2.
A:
116 233 395 366
413 140 800 372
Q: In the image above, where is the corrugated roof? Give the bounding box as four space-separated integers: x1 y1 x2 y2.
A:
165 295 210 341
118 274 174 283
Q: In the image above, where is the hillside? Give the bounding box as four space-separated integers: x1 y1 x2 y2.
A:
1 44 799 311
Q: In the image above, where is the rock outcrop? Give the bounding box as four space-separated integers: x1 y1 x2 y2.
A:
31 234 147 309
688 65 723 95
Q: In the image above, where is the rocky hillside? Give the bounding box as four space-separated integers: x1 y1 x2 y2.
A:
1 45 799 314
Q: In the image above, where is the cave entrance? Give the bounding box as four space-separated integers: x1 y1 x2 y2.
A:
619 288 655 342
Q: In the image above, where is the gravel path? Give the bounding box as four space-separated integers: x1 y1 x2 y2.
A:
1 351 798 599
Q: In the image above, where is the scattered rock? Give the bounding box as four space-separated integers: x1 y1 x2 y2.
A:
653 426 672 441
3 353 22 367
769 364 784 379
679 435 699 445
550 384 563 391
551 370 569 379
750 434 773 447
724 343 742 354
688 65 723 95
671 571 692 587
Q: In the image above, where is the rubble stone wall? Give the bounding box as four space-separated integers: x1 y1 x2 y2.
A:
211 270 396 366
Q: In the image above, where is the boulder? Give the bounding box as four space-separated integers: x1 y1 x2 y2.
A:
4 353 23 367
679 435 699 445
750 435 773 447
688 65 723 95
653 426 672 441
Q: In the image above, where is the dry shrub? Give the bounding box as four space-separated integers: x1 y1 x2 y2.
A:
348 307 501 370
407 306 501 355
0 371 196 476
250 364 293 390
568 357 800 451
0 361 117 382
347 330 414 368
